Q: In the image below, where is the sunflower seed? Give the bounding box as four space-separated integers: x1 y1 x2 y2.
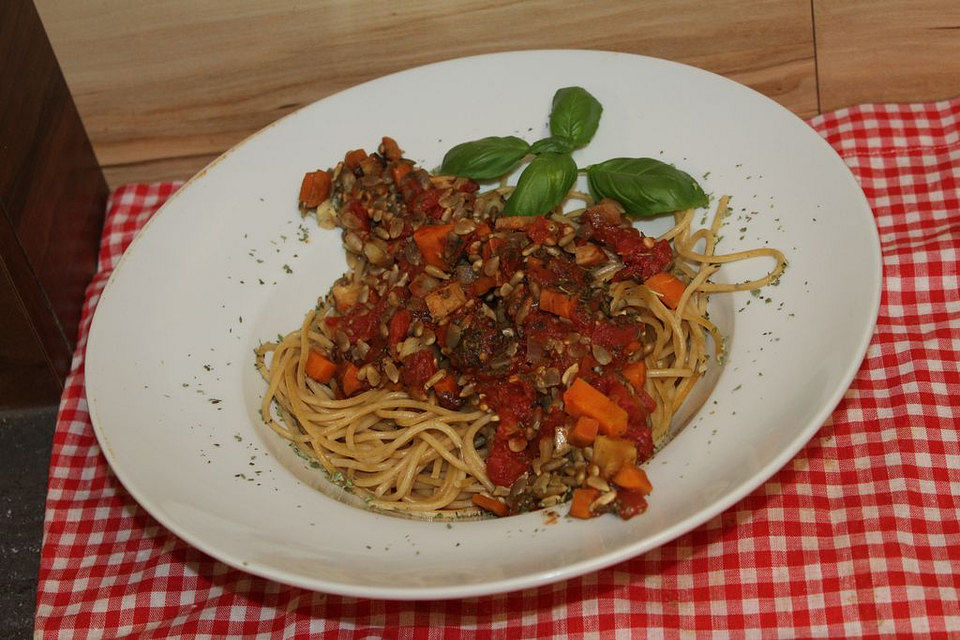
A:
424 265 450 280
374 226 391 240
454 218 476 235
515 298 533 324
344 232 364 253
586 476 611 492
354 339 370 359
383 359 400 383
388 217 404 239
561 362 580 387
594 491 618 508
445 324 462 350
423 370 446 390
363 241 392 267
522 243 541 257
398 337 422 359
483 255 500 277
591 344 612 365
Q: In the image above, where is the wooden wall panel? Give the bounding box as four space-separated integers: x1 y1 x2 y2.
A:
35 0 817 188
0 0 108 406
814 0 960 112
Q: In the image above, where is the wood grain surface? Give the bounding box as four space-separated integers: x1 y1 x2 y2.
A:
35 0 817 188
814 0 960 111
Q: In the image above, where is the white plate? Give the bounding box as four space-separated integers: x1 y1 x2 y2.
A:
86 50 881 599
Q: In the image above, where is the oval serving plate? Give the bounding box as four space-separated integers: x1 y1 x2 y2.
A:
85 50 881 599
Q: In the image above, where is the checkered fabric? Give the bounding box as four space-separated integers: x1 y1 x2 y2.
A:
35 99 960 638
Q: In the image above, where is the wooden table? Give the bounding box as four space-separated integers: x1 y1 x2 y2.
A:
35 0 960 188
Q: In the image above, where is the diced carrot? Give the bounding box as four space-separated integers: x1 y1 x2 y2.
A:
622 360 647 391
472 493 509 517
539 289 576 319
563 379 628 437
432 373 458 397
298 170 331 208
304 350 336 383
425 282 467 320
568 416 599 447
592 435 638 479
625 340 644 354
381 136 402 161
645 272 687 309
344 149 368 170
569 488 601 519
574 243 606 267
613 465 653 495
471 276 496 296
340 363 364 397
414 224 455 269
391 162 412 185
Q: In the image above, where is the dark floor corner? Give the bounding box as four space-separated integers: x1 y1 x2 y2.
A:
0 405 58 639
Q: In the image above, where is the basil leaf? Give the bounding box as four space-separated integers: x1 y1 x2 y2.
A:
440 136 530 180
549 87 603 149
529 136 575 155
587 157 709 218
502 152 578 217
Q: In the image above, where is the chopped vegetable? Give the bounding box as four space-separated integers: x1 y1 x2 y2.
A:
645 272 686 309
432 373 458 397
340 362 364 397
392 162 412 185
388 309 412 347
568 416 599 447
472 493 509 517
612 465 652 494
563 379 628 436
539 289 576 319
344 149 368 170
569 488 601 519
332 282 360 313
574 243 606 267
622 360 647 391
414 224 455 269
425 282 467 320
380 136 402 162
298 170 331 208
471 276 496 296
304 350 336 383
592 435 637 479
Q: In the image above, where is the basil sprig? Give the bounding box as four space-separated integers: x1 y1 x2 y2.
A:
440 136 530 180
587 158 708 218
502 153 577 217
439 86 709 218
549 87 603 149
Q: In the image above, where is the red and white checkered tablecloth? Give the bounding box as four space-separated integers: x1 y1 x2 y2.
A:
35 99 960 638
